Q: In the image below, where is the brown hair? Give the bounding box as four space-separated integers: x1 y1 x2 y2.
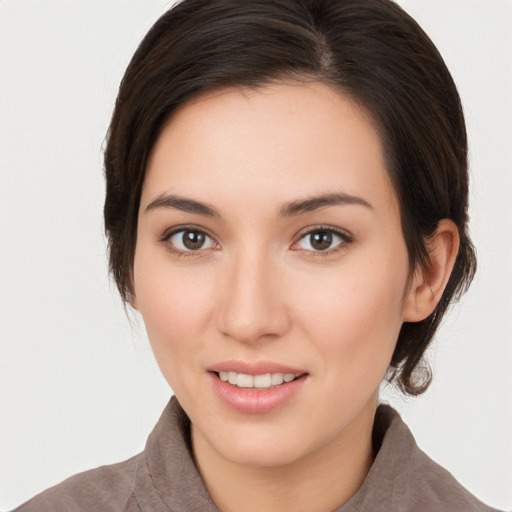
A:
104 0 476 395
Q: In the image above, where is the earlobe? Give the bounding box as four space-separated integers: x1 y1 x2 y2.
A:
403 219 460 322
127 272 139 310
129 295 139 311
128 285 139 311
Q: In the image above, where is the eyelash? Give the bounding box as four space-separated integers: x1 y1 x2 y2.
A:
159 224 353 258
294 225 353 258
159 225 217 258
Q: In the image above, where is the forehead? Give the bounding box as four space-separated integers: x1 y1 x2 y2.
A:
142 81 397 216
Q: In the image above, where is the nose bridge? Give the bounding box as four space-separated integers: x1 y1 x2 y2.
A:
217 242 289 343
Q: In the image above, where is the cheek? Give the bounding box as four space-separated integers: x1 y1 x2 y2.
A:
133 250 217 369
292 251 408 377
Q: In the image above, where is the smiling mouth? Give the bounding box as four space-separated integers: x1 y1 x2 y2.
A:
215 371 302 389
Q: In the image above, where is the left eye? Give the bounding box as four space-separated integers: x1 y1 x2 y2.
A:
296 229 347 252
167 229 216 252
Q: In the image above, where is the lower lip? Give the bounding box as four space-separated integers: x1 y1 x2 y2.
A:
209 372 307 414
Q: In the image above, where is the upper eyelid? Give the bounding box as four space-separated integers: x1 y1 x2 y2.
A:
292 227 351 250
294 225 353 242
160 224 216 242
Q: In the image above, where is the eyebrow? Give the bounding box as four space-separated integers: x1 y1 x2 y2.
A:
279 192 372 217
144 192 372 218
145 194 222 218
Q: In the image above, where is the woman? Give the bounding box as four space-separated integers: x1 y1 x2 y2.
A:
9 0 507 510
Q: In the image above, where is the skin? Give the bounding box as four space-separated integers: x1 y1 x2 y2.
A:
132 81 459 512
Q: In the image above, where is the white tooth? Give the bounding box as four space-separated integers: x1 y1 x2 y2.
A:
237 373 254 388
219 371 229 382
283 373 296 383
271 373 284 386
253 374 272 388
228 371 238 385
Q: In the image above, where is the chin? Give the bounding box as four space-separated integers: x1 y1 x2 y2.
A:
221 441 305 468
204 421 321 468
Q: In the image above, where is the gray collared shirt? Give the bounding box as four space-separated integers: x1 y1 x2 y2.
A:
14 397 502 511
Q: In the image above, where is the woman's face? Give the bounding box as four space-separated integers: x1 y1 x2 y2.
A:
133 82 414 467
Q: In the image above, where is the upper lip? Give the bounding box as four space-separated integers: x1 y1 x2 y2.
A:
207 360 308 376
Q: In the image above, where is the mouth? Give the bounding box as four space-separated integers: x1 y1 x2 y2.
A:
215 371 302 389
208 363 309 413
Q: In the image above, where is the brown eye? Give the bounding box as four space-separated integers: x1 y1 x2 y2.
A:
310 231 333 251
167 229 215 252
296 228 348 253
183 231 205 250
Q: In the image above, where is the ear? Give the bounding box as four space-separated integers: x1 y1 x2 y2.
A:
127 279 139 311
403 219 460 322
129 293 139 311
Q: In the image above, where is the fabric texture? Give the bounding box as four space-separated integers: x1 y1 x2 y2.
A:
13 397 502 512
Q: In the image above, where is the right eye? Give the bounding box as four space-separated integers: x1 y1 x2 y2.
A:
163 228 216 254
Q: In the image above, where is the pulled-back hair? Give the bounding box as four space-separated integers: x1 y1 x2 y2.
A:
104 0 476 395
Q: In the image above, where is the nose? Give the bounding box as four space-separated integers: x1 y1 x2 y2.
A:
216 248 291 344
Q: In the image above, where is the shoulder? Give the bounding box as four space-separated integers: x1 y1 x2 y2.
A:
340 404 503 512
11 397 206 512
396 439 499 512
12 453 143 512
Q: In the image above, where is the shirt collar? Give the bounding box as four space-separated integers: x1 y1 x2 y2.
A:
133 396 409 511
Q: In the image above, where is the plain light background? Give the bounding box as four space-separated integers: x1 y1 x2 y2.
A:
0 0 511 510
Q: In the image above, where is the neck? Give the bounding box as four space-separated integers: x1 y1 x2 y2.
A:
192 401 377 512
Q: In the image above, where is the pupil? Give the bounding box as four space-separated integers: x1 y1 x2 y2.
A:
311 231 332 251
183 231 205 250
